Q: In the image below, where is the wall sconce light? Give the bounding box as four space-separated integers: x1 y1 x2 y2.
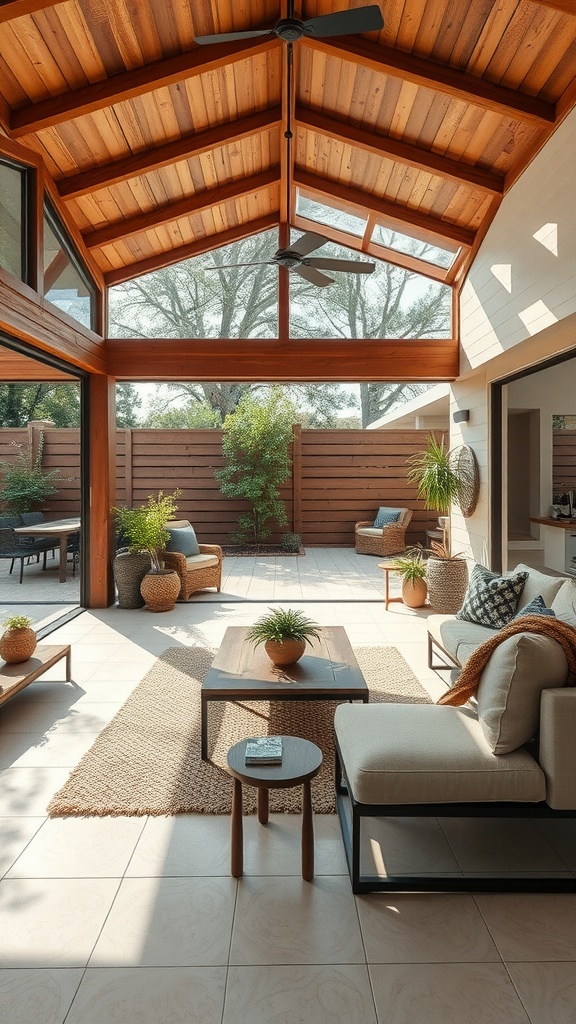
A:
453 409 470 424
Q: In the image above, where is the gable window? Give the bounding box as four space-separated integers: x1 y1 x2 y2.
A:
43 201 96 330
0 158 28 282
371 224 459 271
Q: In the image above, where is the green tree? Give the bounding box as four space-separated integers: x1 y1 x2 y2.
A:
0 439 60 513
115 383 143 428
0 383 80 427
216 388 295 544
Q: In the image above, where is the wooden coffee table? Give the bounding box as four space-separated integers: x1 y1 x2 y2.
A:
227 736 323 881
201 625 368 760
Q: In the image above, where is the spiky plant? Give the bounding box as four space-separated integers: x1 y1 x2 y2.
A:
245 607 321 648
392 551 427 582
407 434 461 514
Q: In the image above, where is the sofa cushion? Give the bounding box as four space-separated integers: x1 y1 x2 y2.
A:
165 525 200 557
513 595 555 619
457 564 528 629
334 703 546 805
373 507 402 528
476 633 568 754
428 613 497 666
184 552 219 571
551 579 576 627
510 564 565 607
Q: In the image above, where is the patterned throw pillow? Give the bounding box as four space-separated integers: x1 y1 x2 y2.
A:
373 507 402 529
456 564 528 629
513 594 556 619
165 526 200 557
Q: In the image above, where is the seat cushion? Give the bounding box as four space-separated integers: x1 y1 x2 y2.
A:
334 703 545 805
428 614 497 666
456 564 528 628
166 525 200 557
357 527 386 538
184 553 219 571
476 633 568 754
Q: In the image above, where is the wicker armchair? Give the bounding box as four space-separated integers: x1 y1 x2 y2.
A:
159 520 222 600
354 508 412 557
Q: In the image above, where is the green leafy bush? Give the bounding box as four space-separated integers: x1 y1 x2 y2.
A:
112 489 181 572
0 439 60 514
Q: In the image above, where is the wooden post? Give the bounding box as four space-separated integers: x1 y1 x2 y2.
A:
87 373 116 607
292 423 302 537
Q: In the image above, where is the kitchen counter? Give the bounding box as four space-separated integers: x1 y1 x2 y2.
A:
530 517 576 529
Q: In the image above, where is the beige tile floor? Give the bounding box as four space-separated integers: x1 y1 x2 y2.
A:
1 549 576 1023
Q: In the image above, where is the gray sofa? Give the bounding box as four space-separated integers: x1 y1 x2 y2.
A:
334 563 576 893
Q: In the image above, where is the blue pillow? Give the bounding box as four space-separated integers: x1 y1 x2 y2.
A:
456 564 528 628
165 526 199 557
513 594 556 619
373 507 402 528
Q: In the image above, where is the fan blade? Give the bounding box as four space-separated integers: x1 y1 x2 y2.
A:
288 231 329 257
305 257 376 274
293 265 334 287
205 261 272 269
302 5 384 39
195 29 273 45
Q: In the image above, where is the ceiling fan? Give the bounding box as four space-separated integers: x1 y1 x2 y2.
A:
197 4 383 286
206 231 376 287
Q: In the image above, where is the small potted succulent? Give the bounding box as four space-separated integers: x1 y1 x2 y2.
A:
0 614 37 664
392 550 428 608
245 607 322 667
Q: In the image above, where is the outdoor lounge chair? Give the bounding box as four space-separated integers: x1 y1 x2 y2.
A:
355 507 412 557
159 519 223 600
0 526 36 583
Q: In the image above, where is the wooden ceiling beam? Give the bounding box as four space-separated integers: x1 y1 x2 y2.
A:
295 107 504 196
303 37 555 128
0 1 65 23
106 338 459 383
83 168 279 249
293 169 475 248
58 107 282 200
104 213 279 287
11 36 279 138
528 1 576 13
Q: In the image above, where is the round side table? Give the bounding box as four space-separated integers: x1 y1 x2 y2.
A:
227 736 322 882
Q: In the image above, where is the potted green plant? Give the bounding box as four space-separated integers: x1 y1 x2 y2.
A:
0 614 37 664
407 434 461 520
112 489 182 611
245 607 322 666
392 550 428 608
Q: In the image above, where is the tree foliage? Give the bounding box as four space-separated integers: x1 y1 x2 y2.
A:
215 389 295 544
0 439 60 513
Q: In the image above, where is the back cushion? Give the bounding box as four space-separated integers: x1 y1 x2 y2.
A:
511 564 565 608
373 507 402 528
551 579 576 627
165 525 200 557
457 564 528 628
477 633 568 754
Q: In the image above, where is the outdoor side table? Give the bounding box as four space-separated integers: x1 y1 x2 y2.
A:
227 736 322 882
378 559 404 610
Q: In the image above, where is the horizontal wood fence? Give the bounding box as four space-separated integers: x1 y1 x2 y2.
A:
1 423 442 547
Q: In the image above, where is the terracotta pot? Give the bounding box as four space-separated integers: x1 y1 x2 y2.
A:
265 638 306 667
401 577 428 608
140 569 181 612
0 626 37 664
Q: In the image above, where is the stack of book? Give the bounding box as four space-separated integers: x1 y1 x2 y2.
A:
245 736 283 765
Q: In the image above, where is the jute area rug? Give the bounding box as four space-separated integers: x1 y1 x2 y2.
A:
48 645 431 818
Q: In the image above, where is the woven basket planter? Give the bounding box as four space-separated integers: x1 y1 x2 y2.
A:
140 569 181 612
0 626 37 664
426 557 469 614
113 550 152 609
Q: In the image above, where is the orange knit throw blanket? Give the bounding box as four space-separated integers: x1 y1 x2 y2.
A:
437 614 576 707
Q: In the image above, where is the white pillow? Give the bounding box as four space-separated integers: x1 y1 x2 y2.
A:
511 564 565 608
551 579 576 627
476 633 568 754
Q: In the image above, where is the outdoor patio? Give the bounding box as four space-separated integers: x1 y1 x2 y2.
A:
1 550 576 1024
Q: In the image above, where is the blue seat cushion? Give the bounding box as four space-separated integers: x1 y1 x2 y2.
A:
165 525 200 557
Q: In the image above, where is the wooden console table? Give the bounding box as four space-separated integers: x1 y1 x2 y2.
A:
0 645 72 706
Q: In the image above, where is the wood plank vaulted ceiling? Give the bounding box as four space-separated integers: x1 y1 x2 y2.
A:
1 0 575 289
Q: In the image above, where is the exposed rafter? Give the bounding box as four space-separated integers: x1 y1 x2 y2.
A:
84 169 280 249
302 37 556 128
0 0 65 22
528 1 576 13
11 36 279 137
294 169 475 249
58 108 282 201
295 107 505 196
104 214 279 287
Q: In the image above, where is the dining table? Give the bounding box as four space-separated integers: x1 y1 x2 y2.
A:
14 517 81 583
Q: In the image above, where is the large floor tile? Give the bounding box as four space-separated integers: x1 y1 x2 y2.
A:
0 701 122 735
125 814 231 877
0 968 83 1024
0 877 120 968
230 875 365 965
369 963 531 1024
359 816 460 877
439 817 568 872
0 730 100 769
0 767 72 815
0 817 44 877
242 813 348 876
223 965 377 1024
89 876 236 967
65 966 226 1024
356 893 500 964
7 816 146 878
533 819 576 869
474 894 576 961
507 962 576 1024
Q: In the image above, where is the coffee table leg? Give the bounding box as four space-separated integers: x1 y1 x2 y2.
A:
257 787 269 825
201 696 208 760
301 781 314 881
231 778 243 877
